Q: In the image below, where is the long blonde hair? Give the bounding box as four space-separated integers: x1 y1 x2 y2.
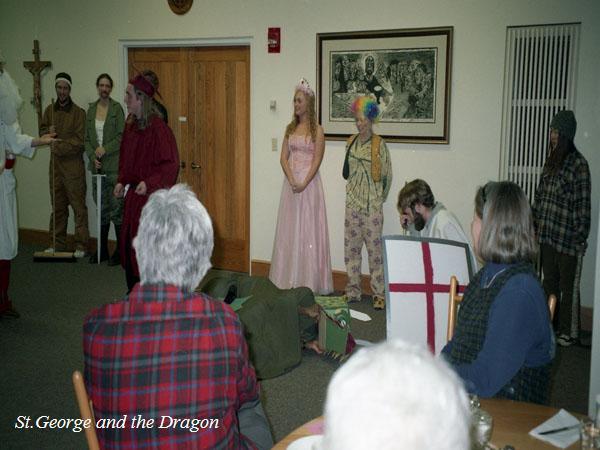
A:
284 90 317 142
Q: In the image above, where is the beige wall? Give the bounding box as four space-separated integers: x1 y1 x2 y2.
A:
1 0 599 308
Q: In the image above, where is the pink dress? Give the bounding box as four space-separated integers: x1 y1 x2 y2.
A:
269 135 333 294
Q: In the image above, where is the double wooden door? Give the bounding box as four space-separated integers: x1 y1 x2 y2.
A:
128 46 250 272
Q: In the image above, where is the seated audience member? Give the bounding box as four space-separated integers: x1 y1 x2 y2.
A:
323 340 470 450
83 184 272 450
398 178 476 268
442 181 555 403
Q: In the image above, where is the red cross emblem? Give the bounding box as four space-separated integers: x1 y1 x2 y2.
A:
388 242 466 353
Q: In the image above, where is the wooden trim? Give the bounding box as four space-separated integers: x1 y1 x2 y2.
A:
19 228 116 252
251 258 593 328
19 228 49 246
582 305 593 332
250 259 373 295
17 234 593 328
250 259 270 277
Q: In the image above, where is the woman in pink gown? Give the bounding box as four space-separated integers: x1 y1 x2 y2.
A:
269 79 333 294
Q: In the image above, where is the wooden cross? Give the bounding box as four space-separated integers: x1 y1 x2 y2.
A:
23 40 51 126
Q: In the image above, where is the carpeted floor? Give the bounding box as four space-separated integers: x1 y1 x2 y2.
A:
0 243 591 448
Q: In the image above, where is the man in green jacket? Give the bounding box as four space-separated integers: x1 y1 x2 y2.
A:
84 73 125 264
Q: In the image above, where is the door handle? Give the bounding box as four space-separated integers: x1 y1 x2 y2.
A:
191 163 201 170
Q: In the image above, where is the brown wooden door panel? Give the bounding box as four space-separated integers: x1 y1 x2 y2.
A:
127 48 188 179
128 46 249 272
189 47 249 272
213 237 247 272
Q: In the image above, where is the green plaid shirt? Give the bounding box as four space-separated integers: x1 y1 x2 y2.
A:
533 149 591 256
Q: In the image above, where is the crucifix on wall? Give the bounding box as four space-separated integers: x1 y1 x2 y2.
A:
23 40 51 127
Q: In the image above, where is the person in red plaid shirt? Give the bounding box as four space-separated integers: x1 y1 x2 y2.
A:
83 184 272 449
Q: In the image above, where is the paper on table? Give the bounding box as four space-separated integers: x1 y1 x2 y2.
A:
529 409 580 448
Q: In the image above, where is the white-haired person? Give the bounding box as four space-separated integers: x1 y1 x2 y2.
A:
442 181 554 404
1 53 56 318
84 184 273 450
323 340 471 450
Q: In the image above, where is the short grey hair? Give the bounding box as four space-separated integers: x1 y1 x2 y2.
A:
477 181 537 264
323 340 470 450
133 184 213 292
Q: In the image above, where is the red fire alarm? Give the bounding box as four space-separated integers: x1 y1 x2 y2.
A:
268 27 281 53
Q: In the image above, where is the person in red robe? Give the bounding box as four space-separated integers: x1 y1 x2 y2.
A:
114 75 179 292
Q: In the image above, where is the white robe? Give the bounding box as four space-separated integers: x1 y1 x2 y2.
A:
408 202 478 272
1 119 34 260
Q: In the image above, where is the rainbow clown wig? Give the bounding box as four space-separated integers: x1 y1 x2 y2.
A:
351 95 380 123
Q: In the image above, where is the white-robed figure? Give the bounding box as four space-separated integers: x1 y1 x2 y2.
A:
398 178 478 270
0 52 56 318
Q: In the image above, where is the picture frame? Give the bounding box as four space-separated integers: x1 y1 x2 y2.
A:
316 27 453 143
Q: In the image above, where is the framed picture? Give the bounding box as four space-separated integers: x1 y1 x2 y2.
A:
317 27 453 143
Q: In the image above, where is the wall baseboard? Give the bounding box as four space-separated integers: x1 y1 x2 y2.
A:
250 259 373 296
19 227 116 253
250 258 594 331
582 306 593 332
18 230 594 331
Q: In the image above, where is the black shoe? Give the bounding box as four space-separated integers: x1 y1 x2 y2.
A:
107 251 120 266
90 223 110 263
109 224 122 267
89 251 109 264
224 284 238 304
556 333 577 347
1 307 20 319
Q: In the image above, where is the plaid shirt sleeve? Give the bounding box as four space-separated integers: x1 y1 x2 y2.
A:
236 332 260 407
572 156 591 252
533 150 590 256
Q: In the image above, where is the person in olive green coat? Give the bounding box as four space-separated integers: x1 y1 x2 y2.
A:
84 73 125 264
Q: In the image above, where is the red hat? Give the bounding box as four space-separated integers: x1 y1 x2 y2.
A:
129 74 155 97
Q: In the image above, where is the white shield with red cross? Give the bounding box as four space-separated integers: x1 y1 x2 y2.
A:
383 235 474 354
